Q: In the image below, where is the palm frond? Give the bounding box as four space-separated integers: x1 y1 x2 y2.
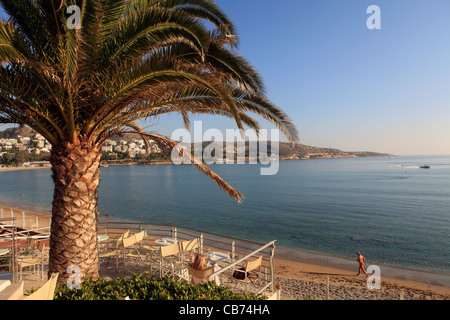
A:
118 130 245 203
104 6 209 65
0 0 52 59
36 0 64 44
156 0 237 36
101 0 128 35
232 89 299 143
0 20 27 63
206 42 266 94
84 56 243 138
0 0 299 202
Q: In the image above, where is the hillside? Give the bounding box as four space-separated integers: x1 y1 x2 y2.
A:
0 126 36 139
0 127 393 161
275 142 392 160
187 140 392 160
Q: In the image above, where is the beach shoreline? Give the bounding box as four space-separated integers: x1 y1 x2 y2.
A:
0 152 390 172
0 201 449 300
274 249 450 299
0 165 51 172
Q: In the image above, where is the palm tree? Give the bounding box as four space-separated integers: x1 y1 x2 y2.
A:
0 0 298 284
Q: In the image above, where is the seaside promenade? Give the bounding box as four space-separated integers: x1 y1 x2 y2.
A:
0 205 449 300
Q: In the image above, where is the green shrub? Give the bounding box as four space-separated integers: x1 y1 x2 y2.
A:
54 274 265 300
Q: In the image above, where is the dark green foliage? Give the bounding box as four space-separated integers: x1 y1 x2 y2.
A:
0 149 49 165
54 274 265 300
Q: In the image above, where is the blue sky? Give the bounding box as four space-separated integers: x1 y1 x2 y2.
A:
1 1 450 155
211 0 450 155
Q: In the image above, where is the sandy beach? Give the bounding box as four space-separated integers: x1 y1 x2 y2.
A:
0 203 51 230
274 258 450 300
1 202 449 300
0 166 51 172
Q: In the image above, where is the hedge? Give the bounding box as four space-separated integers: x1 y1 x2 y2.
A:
54 274 266 300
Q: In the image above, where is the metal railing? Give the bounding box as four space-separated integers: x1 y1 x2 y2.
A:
209 240 276 294
98 221 277 295
0 208 51 231
1 217 50 282
0 218 17 281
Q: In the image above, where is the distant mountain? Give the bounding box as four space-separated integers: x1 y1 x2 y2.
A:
274 142 392 160
0 126 37 139
192 140 392 160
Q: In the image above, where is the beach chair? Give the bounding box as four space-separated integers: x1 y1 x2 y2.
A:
16 238 36 257
179 238 200 263
188 266 215 285
17 241 47 282
154 242 187 279
99 230 129 271
101 230 129 247
37 240 49 259
26 238 37 251
121 230 151 267
23 273 59 300
180 238 201 253
180 238 200 254
136 237 159 272
230 256 263 294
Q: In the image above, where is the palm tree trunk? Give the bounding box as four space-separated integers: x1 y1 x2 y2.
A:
48 142 102 284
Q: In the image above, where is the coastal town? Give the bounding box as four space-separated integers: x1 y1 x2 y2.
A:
0 127 391 167
0 128 163 167
0 132 52 155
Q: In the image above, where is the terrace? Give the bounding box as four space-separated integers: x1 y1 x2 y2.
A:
0 217 280 300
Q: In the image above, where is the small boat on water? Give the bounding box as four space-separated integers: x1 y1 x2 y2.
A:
419 165 431 169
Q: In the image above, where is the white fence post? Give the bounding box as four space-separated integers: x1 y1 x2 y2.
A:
231 240 235 262
326 276 330 300
270 244 275 292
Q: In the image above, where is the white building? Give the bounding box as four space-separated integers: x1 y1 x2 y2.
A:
20 137 31 145
102 145 113 152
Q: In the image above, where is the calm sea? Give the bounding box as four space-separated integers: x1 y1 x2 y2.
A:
0 155 449 276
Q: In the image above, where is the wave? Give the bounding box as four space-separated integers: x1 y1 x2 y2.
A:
388 165 423 169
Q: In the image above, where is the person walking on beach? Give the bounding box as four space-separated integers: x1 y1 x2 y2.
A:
356 252 369 276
